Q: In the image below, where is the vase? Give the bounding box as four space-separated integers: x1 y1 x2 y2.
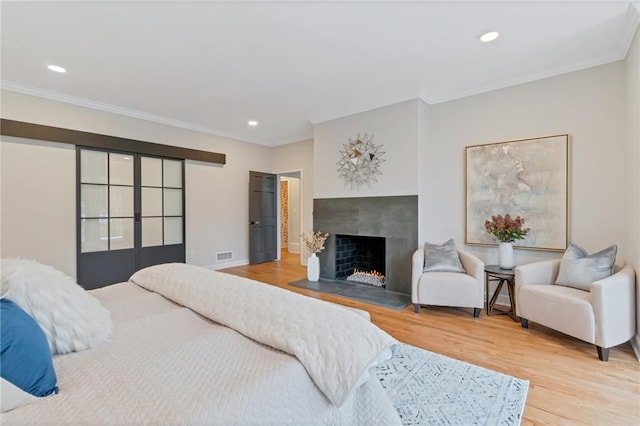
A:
307 253 320 282
498 242 514 269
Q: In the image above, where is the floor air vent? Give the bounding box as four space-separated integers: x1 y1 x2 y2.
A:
216 251 233 262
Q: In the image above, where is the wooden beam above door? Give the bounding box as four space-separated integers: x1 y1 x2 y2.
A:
0 119 226 165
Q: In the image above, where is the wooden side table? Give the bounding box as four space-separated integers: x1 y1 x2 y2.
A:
485 265 517 321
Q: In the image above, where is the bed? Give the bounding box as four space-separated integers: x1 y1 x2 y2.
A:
1 262 401 424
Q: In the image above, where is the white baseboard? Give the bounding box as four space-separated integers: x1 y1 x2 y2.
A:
630 334 640 363
204 259 250 270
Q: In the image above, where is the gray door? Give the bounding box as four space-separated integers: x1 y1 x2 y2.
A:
249 171 277 264
77 148 185 289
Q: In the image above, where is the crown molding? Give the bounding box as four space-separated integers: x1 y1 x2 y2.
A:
273 133 314 146
0 80 273 146
421 50 629 105
309 94 420 125
623 3 640 57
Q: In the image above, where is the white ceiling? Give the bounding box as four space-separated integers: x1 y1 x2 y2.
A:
1 1 638 146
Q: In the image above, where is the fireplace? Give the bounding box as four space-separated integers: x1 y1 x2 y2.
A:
335 235 386 286
313 195 418 295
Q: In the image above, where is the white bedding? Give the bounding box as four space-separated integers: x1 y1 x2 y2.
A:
130 263 397 406
2 274 401 424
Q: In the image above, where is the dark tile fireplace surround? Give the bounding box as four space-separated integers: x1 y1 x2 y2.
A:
313 195 418 295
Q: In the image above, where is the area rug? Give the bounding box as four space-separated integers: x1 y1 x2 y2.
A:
375 343 529 425
289 278 411 310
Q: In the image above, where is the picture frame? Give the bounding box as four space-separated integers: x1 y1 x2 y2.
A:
465 134 569 252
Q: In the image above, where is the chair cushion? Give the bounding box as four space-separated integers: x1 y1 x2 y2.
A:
554 243 617 291
517 284 595 343
416 272 481 308
423 239 465 273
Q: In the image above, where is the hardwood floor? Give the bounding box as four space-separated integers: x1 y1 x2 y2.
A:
221 250 640 425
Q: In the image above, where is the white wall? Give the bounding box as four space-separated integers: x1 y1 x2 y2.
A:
313 99 419 199
309 62 630 269
424 62 629 267
272 139 313 262
624 22 640 358
418 99 430 242
1 90 274 275
0 138 76 277
185 137 273 269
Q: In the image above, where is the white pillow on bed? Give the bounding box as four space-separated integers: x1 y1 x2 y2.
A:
0 258 113 355
1 378 39 412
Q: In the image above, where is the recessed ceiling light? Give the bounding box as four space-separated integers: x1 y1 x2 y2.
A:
47 64 66 73
247 120 259 127
479 31 500 43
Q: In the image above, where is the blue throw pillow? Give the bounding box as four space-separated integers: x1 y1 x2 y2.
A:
1 299 58 398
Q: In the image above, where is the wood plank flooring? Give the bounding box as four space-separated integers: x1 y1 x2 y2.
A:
221 250 640 425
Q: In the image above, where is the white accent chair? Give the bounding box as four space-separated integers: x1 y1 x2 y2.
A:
515 261 636 361
411 247 484 317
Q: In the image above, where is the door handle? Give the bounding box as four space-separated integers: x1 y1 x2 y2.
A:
251 221 260 225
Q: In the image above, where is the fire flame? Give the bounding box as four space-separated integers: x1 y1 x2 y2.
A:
352 268 385 281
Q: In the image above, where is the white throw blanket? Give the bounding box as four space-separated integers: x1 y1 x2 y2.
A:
130 263 397 406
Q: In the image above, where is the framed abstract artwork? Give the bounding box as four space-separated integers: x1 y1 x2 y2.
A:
465 134 569 252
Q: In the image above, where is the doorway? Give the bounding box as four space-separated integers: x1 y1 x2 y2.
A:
278 171 301 263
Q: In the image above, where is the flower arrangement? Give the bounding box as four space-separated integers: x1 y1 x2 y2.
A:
484 214 530 243
300 231 330 254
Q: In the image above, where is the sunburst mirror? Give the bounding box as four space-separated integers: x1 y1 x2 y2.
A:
337 133 385 190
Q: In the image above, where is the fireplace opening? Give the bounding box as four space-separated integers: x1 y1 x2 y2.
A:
335 234 386 287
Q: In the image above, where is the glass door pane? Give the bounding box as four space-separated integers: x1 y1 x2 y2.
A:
109 186 133 217
163 189 183 216
163 159 183 188
109 154 134 185
142 217 163 247
141 187 163 217
81 150 107 184
164 217 183 245
141 156 183 247
141 157 162 187
109 218 134 250
81 218 108 252
79 149 134 253
80 185 108 218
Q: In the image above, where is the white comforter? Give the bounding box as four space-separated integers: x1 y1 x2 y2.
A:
130 263 397 406
3 267 401 425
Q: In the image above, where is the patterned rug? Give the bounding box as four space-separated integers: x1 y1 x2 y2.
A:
375 343 529 425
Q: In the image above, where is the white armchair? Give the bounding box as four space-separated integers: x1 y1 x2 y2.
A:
411 247 484 316
515 260 636 361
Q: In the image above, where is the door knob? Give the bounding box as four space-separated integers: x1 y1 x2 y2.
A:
251 221 260 225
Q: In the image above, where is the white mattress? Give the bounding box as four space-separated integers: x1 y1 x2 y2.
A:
2 281 400 425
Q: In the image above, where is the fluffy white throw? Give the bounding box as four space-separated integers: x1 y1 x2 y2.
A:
1 258 112 354
130 263 397 406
